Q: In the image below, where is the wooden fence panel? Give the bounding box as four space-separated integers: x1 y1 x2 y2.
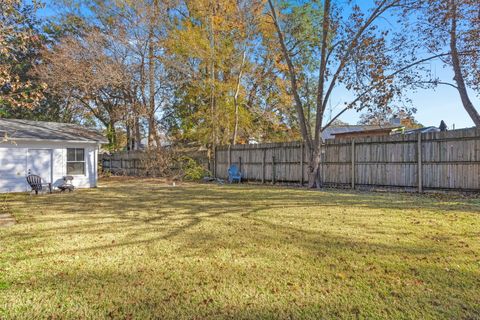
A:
100 128 479 191
214 128 480 191
100 149 209 177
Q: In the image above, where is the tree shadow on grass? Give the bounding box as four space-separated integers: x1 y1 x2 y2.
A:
0 209 439 263
2 181 480 318
3 241 479 319
2 181 479 263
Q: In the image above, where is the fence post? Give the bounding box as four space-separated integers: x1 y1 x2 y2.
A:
109 156 112 172
272 155 276 184
300 142 304 186
351 139 355 189
228 145 232 168
213 146 217 178
418 133 423 193
239 156 242 173
320 144 325 187
262 149 266 184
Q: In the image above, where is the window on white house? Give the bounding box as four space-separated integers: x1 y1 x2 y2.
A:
67 148 85 175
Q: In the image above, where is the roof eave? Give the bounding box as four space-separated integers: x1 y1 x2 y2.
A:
1 137 108 144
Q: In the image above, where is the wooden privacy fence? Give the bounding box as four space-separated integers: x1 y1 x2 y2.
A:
101 149 210 176
214 128 480 191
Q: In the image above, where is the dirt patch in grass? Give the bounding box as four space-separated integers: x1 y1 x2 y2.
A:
0 178 479 319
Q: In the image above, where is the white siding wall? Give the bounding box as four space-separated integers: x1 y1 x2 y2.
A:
0 140 99 193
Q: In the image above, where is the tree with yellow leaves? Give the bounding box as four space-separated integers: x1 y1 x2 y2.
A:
163 0 297 151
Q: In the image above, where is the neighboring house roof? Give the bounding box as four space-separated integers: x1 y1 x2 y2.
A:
0 118 108 143
404 126 440 135
330 125 404 139
322 125 400 140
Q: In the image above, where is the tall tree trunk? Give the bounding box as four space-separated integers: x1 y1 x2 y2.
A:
314 0 331 143
147 0 158 148
267 0 312 150
148 34 156 147
147 113 157 148
126 124 132 151
308 146 322 188
107 120 117 150
305 77 311 137
268 0 329 188
134 115 141 150
209 3 217 152
232 49 247 145
308 0 331 188
449 0 480 127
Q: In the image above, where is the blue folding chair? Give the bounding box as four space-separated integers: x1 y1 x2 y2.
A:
228 164 242 183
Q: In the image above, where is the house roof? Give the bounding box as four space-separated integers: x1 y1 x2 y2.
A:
404 126 440 135
0 118 108 143
322 125 401 139
331 125 403 138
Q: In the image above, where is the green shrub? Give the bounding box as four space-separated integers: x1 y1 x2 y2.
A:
178 156 209 181
102 170 112 178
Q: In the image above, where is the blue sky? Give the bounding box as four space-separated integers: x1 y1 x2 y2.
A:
37 0 479 129
325 0 479 129
330 66 479 129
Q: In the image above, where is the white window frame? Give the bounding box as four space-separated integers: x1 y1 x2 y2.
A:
66 148 86 176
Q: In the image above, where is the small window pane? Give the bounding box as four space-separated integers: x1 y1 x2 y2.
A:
75 149 85 161
67 162 85 175
67 149 76 161
66 148 85 175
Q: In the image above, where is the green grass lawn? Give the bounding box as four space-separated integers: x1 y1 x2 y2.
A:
1 178 479 319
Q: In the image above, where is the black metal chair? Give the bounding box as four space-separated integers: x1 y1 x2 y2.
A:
26 175 52 195
58 176 75 192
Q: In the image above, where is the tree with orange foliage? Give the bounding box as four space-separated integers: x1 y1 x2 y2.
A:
0 0 45 114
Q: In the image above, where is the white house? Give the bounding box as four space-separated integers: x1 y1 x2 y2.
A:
0 119 108 193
